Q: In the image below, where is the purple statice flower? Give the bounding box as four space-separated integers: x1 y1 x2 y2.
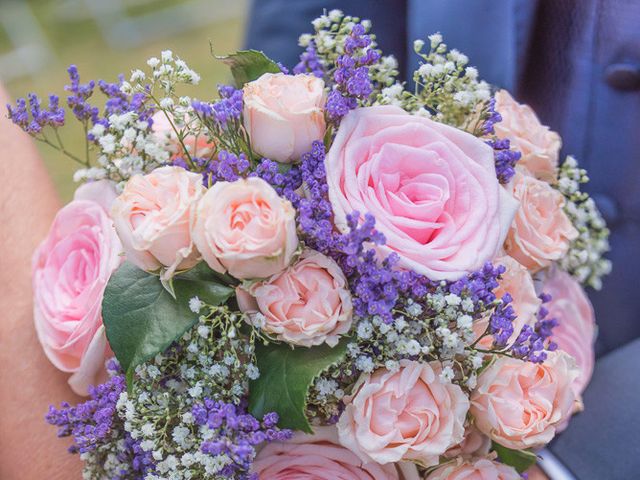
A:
482 97 502 135
487 137 521 184
488 293 517 347
448 262 506 310
511 293 559 363
251 158 302 203
192 84 243 128
45 372 125 454
6 93 65 134
483 97 521 184
325 23 379 121
98 77 154 123
193 399 291 479
65 64 99 123
293 42 324 78
113 432 156 480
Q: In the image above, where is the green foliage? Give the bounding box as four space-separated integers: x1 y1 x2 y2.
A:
102 262 234 387
492 442 538 473
248 339 349 433
217 49 281 87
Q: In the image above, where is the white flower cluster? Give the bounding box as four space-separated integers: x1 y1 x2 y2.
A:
308 285 493 422
298 10 399 94
82 307 260 479
377 33 491 130
556 156 612 289
74 111 170 187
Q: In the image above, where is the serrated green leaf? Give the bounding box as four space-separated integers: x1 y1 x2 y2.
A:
102 262 234 387
248 339 349 433
217 49 281 87
492 442 538 473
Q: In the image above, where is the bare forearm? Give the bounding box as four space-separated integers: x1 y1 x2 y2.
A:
0 85 82 479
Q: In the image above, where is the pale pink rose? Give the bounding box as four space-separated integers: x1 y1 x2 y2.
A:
74 179 118 212
32 200 122 395
543 268 596 396
444 425 491 459
252 426 420 480
470 352 579 450
151 110 215 158
494 89 562 182
473 255 541 348
192 177 298 279
337 360 469 466
325 105 519 281
505 171 578 271
236 249 352 347
111 166 204 277
426 456 521 480
243 72 326 163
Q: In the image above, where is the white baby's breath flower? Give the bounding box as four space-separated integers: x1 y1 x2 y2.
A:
413 39 425 52
189 296 203 313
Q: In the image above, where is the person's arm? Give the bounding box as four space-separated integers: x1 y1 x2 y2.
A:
0 85 83 479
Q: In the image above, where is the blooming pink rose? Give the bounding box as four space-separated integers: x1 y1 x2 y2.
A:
32 200 122 395
236 249 352 347
337 360 469 466
192 177 298 279
473 255 541 348
74 179 118 212
325 105 519 281
444 424 491 459
152 110 215 158
251 426 420 480
494 90 562 182
243 72 326 163
426 456 520 480
505 171 578 271
111 166 204 277
543 269 596 396
470 352 578 450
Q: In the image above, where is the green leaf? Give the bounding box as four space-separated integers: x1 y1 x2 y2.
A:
217 50 281 87
492 442 538 473
102 262 234 385
248 339 349 433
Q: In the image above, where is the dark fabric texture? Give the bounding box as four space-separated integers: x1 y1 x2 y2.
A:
548 337 640 479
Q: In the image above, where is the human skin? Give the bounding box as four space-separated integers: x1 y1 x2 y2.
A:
0 85 83 479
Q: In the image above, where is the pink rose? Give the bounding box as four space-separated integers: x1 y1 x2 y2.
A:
325 106 518 281
251 426 420 480
111 166 204 277
505 171 578 271
74 179 118 212
152 111 215 158
473 255 541 348
191 177 298 279
543 269 596 396
32 200 122 395
470 352 578 450
426 456 520 480
243 73 326 163
444 425 491 459
236 249 352 347
337 360 469 466
494 90 562 182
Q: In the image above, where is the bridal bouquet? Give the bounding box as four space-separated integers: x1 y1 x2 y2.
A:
9 10 611 480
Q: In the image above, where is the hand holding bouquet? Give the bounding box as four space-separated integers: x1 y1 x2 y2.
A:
8 10 610 479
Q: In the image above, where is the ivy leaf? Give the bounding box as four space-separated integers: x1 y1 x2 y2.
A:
102 262 234 387
492 442 538 473
248 339 349 433
217 50 281 87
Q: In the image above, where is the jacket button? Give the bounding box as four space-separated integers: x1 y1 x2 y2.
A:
604 63 640 91
591 193 620 226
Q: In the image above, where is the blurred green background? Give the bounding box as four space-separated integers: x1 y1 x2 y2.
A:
1 0 248 201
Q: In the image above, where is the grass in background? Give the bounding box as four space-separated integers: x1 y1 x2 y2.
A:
3 0 247 201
